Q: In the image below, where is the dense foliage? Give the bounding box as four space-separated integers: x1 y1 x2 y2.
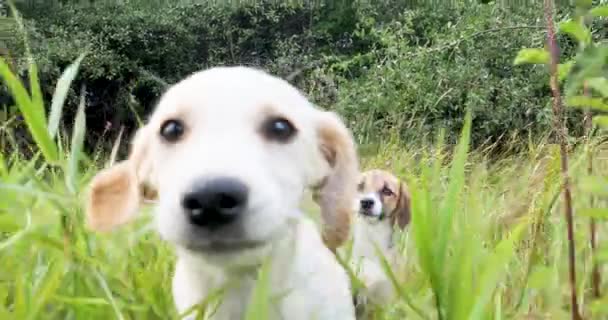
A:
3 0 587 151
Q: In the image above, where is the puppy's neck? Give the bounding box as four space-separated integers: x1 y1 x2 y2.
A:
351 214 394 263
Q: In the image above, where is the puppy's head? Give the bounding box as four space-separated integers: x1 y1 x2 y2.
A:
354 169 411 229
85 66 358 257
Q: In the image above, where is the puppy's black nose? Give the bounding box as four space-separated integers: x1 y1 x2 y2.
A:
360 198 374 210
182 177 249 229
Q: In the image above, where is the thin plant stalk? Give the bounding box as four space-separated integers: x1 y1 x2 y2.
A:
583 82 600 299
543 0 582 319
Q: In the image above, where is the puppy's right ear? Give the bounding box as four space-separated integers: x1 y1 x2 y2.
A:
85 126 155 232
314 111 360 252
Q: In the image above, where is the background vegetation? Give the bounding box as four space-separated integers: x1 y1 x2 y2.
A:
0 0 607 320
2 0 590 153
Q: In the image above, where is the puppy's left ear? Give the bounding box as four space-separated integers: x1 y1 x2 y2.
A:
314 111 359 252
391 182 412 230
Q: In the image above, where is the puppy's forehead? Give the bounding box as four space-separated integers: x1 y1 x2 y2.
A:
363 170 399 189
153 67 314 120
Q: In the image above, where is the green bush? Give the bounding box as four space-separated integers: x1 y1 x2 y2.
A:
4 0 586 152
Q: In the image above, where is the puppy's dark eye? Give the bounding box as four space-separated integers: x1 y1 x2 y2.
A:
357 181 365 191
160 119 185 143
381 186 394 197
261 116 297 142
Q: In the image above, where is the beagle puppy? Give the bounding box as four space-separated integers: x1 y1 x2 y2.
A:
350 169 411 308
85 66 359 319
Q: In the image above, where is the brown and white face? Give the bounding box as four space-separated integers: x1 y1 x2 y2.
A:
354 169 411 229
85 66 359 257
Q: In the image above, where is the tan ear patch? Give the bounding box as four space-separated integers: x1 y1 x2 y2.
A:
85 125 154 232
391 182 412 230
315 111 359 252
86 161 141 232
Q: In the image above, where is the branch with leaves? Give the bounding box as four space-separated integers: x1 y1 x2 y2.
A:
514 0 608 319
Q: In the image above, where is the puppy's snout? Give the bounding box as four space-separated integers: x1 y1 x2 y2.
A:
360 198 374 210
182 177 249 229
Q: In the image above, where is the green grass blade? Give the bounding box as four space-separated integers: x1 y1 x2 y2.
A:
0 58 58 163
411 166 444 319
468 221 528 320
0 149 7 178
244 257 272 320
372 242 429 320
27 59 45 123
108 126 125 167
94 269 125 320
66 86 87 194
48 52 87 139
578 208 608 220
8 1 45 124
435 111 472 279
26 259 64 320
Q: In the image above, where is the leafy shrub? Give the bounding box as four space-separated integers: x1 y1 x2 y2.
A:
4 0 586 152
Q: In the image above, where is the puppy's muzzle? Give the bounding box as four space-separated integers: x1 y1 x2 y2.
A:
181 177 249 230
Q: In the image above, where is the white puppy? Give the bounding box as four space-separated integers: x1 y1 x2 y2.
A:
350 169 411 309
85 66 359 320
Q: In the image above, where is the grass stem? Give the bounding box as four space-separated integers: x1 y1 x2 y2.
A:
543 0 581 319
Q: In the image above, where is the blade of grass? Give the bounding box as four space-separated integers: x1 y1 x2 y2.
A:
372 242 429 320
48 52 87 139
0 149 6 178
108 126 124 167
0 58 58 163
66 85 87 194
94 269 125 320
244 256 272 320
411 157 443 319
435 110 472 291
26 259 64 320
469 221 528 320
8 1 45 123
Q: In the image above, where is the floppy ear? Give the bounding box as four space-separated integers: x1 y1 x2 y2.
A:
391 182 412 230
314 111 359 252
85 126 155 232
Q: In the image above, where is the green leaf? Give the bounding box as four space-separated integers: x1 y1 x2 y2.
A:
48 52 87 139
0 58 58 163
578 208 608 220
558 61 575 82
564 45 608 97
592 115 608 129
586 77 608 97
66 86 87 194
559 19 592 45
589 5 608 17
565 95 608 111
513 48 550 65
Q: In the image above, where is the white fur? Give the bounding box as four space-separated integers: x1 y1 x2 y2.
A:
173 218 354 320
137 67 355 319
350 194 399 305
